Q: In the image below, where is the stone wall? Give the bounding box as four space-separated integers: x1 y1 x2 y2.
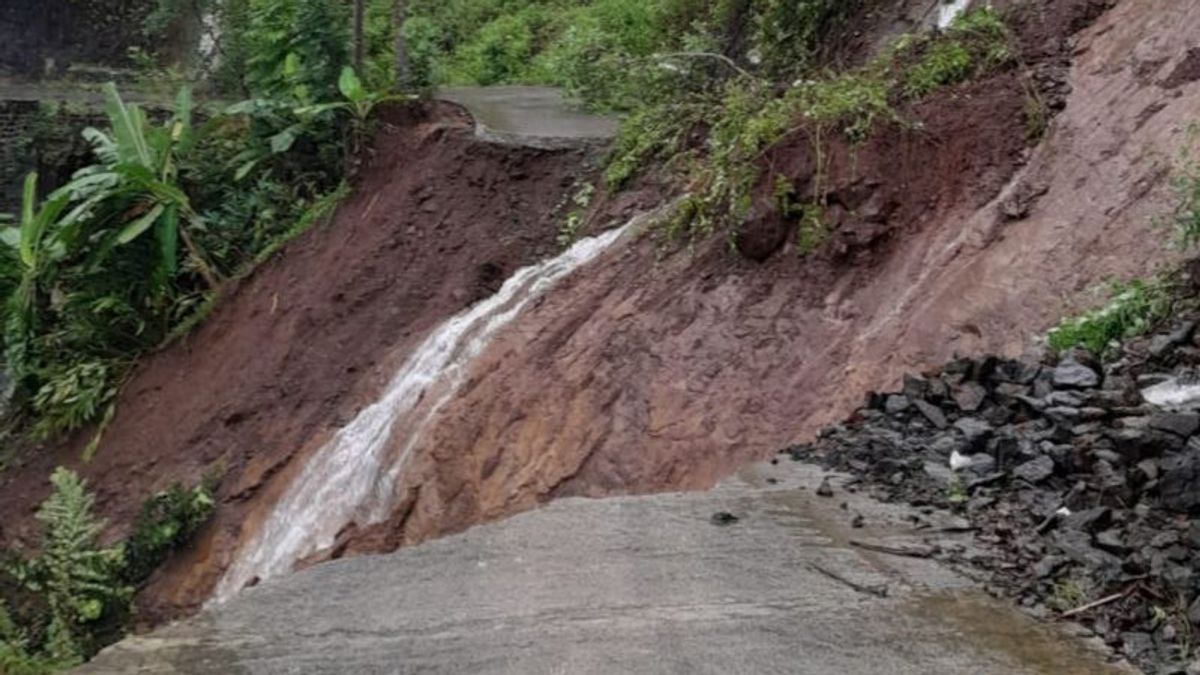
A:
0 0 155 77
0 100 104 215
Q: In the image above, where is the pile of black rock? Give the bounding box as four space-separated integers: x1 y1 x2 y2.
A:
787 319 1200 674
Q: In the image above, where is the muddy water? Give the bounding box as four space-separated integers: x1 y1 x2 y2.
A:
212 220 637 603
910 592 1120 675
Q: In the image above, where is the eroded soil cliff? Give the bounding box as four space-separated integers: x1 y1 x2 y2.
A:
3 0 1198 623
336 0 1198 558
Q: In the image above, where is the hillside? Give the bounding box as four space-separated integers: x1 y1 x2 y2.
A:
2 0 1199 672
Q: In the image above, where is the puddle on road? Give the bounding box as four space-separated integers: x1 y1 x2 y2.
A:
910 592 1124 674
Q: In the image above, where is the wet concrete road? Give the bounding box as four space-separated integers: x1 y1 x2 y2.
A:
437 86 617 149
83 462 1127 674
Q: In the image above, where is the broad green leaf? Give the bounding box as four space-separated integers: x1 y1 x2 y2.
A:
0 227 19 250
156 204 178 277
55 190 111 234
116 203 165 245
269 128 297 154
338 66 367 104
283 52 301 78
103 82 153 168
19 173 37 268
224 99 262 115
50 170 118 202
81 127 118 164
294 102 346 117
234 159 259 182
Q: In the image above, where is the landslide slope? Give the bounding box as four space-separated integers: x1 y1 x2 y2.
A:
4 0 1198 623
336 0 1200 556
0 103 600 618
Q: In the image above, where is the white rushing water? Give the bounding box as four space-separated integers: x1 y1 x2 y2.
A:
213 223 631 603
937 0 973 28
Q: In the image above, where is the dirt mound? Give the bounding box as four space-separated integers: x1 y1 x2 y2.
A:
0 102 599 620
328 0 1197 560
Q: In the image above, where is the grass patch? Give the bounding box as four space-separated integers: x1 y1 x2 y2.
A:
1047 278 1175 358
606 7 1014 247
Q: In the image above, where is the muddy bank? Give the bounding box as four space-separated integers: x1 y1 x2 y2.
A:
331 0 1196 559
4 0 1196 621
0 102 605 620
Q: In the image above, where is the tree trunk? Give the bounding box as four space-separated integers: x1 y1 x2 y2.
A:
393 0 412 89
352 0 365 74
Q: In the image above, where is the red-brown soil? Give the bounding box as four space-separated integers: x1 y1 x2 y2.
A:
3 0 1197 624
330 0 1198 555
0 102 614 620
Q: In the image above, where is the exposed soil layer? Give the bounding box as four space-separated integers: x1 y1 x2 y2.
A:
790 303 1200 673
3 0 1197 623
0 102 604 620
336 0 1197 560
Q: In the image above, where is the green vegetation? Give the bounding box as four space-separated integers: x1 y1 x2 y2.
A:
0 470 214 671
0 26 385 443
123 482 216 586
0 83 347 442
1048 578 1088 613
1 469 130 671
606 8 1013 244
1047 278 1175 358
1047 131 1200 359
392 1 1012 248
1173 140 1200 248
0 2 1021 444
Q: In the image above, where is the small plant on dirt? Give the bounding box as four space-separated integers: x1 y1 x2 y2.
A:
1046 278 1175 358
944 476 968 507
1 470 215 670
1047 578 1087 613
4 469 131 666
1172 131 1200 248
296 66 414 165
901 8 1012 99
122 482 216 586
557 182 596 248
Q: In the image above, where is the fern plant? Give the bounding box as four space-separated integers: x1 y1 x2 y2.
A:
11 468 131 663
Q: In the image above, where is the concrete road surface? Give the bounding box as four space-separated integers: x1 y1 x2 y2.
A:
82 461 1128 674
437 86 617 149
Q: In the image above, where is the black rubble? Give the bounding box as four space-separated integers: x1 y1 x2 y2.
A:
787 322 1200 674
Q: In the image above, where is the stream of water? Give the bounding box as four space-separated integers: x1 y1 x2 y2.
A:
212 223 631 603
937 0 972 28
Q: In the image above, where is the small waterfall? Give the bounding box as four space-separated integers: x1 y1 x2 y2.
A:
937 0 973 28
213 223 631 603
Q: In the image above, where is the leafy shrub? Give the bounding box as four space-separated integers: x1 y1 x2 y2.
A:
242 0 351 102
606 7 1013 245
1173 142 1200 248
749 0 868 79
29 361 115 442
901 8 1012 99
1047 279 1174 357
123 483 215 585
445 9 548 85
6 469 131 665
0 69 353 439
1 471 216 669
0 600 55 675
401 15 446 88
